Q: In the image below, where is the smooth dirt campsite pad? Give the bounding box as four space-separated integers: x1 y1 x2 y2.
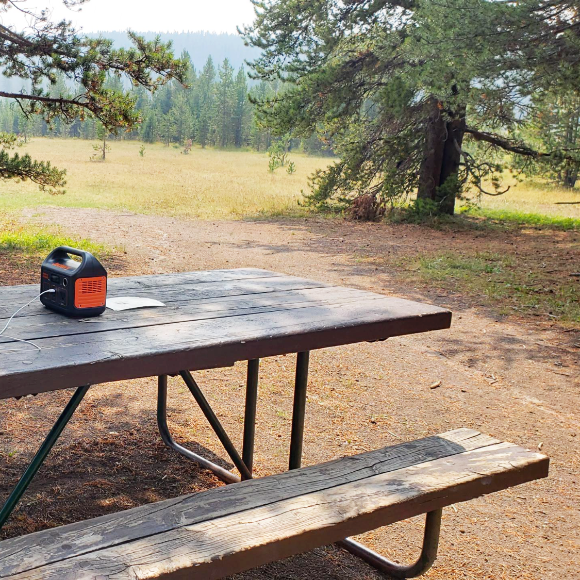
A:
1 207 578 580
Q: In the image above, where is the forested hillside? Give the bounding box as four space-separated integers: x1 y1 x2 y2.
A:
92 31 260 71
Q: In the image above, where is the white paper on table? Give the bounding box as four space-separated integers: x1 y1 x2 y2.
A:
106 297 166 311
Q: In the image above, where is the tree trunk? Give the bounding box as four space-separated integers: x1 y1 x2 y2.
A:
417 98 466 215
417 99 446 206
563 167 578 189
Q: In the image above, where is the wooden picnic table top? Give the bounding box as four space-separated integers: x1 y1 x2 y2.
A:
0 268 451 400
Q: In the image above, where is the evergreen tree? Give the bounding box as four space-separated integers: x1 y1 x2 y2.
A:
158 113 176 146
197 57 216 148
523 90 580 188
248 81 273 151
242 0 580 216
81 116 98 140
171 91 194 144
140 110 158 143
233 67 251 148
214 59 236 148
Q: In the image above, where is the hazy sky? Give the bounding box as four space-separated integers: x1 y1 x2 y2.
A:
12 0 257 33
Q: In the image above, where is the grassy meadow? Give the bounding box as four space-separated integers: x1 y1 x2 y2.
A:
0 138 330 219
1 138 579 224
462 176 580 228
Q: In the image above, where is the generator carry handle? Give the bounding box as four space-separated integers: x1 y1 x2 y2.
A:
48 246 88 263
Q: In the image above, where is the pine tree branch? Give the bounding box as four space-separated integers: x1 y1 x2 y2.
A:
0 90 86 108
465 127 580 160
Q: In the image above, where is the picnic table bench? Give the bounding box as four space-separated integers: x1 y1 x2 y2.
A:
0 268 549 579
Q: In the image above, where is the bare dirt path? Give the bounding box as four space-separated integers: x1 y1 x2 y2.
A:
1 206 578 580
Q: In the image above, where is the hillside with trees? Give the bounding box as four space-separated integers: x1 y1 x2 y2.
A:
0 51 330 155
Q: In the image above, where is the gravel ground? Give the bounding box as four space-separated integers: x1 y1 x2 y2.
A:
0 207 578 580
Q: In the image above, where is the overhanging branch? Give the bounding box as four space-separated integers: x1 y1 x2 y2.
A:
0 91 87 109
465 127 580 161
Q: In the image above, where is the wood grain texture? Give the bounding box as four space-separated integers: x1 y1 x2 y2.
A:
0 269 451 399
0 429 548 580
0 269 282 319
0 428 493 574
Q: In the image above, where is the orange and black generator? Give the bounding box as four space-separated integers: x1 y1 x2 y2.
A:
40 247 107 317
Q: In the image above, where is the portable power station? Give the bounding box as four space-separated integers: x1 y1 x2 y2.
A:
40 247 107 317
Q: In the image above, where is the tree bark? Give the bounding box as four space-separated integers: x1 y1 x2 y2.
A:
417 98 466 215
563 167 578 189
417 98 446 205
438 114 466 214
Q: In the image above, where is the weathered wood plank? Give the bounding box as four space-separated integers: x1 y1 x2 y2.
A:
0 271 314 320
0 297 451 399
0 429 495 575
0 268 277 297
0 287 376 341
0 431 549 580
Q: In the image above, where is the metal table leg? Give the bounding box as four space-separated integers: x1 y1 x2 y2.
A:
242 359 260 477
289 351 309 471
0 385 90 530
179 371 252 481
157 375 240 484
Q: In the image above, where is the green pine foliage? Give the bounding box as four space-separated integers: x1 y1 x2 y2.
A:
241 0 580 216
0 132 66 191
0 0 187 192
517 90 580 189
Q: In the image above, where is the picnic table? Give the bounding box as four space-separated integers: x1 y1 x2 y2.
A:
0 269 548 580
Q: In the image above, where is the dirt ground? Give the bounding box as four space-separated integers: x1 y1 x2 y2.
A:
1 206 579 580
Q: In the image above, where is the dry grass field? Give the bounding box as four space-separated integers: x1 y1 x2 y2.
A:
1 138 579 223
465 176 580 219
0 138 330 219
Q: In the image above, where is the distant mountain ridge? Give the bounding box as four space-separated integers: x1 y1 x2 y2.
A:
88 31 261 71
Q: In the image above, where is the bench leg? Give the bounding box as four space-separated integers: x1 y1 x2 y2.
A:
338 509 443 578
157 375 241 484
157 370 257 483
0 385 90 531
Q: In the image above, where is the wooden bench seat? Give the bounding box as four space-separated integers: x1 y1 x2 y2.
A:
0 429 548 580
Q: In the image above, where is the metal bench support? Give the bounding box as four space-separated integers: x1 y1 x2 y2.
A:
158 353 310 484
0 384 90 531
157 375 240 484
338 509 443 578
286 354 443 579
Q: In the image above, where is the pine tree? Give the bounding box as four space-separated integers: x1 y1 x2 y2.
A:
242 0 580 216
214 59 236 148
197 57 216 148
140 110 158 143
248 81 273 152
233 67 250 148
523 91 580 188
171 91 194 144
